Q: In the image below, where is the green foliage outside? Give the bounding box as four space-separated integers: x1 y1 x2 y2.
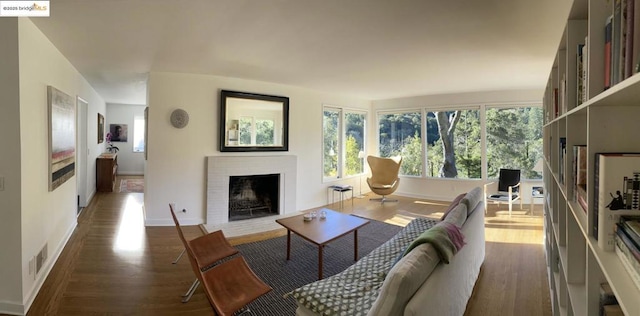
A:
486 107 543 179
255 119 274 145
378 107 542 180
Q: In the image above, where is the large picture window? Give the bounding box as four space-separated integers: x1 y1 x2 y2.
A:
426 109 481 179
378 111 422 176
377 104 542 180
486 107 543 179
323 106 366 180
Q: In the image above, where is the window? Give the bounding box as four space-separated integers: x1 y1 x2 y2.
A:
133 116 145 153
378 111 422 176
486 107 543 179
323 106 366 179
426 109 481 179
377 105 542 180
238 116 277 146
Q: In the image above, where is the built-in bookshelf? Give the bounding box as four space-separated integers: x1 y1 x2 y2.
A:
543 0 640 315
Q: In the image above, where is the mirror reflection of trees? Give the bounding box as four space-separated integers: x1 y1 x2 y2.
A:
377 106 542 179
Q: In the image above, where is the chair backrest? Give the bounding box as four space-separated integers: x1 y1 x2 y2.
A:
498 169 521 192
169 203 207 279
169 203 188 245
367 155 402 183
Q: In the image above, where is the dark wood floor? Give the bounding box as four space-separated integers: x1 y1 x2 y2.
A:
24 180 550 315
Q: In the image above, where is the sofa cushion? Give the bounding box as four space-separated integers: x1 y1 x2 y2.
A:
367 243 440 316
440 193 466 220
443 203 467 228
460 187 483 217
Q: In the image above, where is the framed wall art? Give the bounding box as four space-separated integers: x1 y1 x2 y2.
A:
109 124 128 142
48 86 76 191
98 113 105 144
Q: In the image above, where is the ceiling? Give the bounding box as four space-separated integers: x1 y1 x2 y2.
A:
31 0 573 105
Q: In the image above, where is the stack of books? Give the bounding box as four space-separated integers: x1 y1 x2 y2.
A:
599 282 622 316
614 215 640 291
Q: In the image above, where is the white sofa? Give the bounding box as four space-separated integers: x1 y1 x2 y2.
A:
290 187 486 316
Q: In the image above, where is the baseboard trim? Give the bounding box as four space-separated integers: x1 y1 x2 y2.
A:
22 220 78 315
145 218 202 226
0 300 24 315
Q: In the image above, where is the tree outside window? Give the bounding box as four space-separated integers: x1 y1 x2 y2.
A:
486 107 543 179
377 105 542 180
426 110 481 179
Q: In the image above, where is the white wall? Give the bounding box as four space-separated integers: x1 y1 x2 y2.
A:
0 18 24 315
145 72 371 226
106 103 146 175
371 89 544 201
0 18 107 315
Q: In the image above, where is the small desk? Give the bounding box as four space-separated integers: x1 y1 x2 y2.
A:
328 185 354 210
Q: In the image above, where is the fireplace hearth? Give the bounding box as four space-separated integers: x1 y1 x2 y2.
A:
228 174 279 221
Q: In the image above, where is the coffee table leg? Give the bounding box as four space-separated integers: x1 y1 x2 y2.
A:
286 230 291 260
354 229 358 261
318 245 324 280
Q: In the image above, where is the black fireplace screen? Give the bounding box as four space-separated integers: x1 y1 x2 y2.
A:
228 174 279 221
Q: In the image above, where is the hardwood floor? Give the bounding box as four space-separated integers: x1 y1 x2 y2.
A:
25 184 550 315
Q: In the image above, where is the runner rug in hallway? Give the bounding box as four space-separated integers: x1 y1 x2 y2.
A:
119 179 144 193
236 217 402 315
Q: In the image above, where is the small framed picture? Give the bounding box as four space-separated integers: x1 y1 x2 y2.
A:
109 124 128 142
97 113 105 143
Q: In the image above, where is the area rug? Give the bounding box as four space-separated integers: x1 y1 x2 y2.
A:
119 179 144 193
236 217 403 315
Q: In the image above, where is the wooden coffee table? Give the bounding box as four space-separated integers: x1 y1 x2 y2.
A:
275 208 370 279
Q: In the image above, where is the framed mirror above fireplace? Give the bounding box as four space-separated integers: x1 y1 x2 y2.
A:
219 90 289 152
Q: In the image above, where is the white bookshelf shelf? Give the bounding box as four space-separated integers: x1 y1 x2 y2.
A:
543 0 640 314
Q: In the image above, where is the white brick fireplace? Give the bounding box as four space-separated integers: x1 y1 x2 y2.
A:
205 155 297 235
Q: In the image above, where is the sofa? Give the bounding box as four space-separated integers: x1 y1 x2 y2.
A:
288 187 486 316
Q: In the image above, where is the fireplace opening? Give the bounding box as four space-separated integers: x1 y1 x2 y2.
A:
228 174 280 221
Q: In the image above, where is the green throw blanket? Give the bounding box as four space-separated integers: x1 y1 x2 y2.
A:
401 222 465 263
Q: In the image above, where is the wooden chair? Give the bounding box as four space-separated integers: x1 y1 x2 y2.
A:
200 256 272 316
366 155 402 203
169 203 239 302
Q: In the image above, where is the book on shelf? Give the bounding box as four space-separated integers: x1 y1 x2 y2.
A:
603 304 624 316
605 14 613 90
573 145 588 208
620 215 640 249
559 138 567 185
613 0 622 86
593 153 640 251
624 0 635 78
616 223 640 261
614 229 640 291
599 282 618 316
633 0 640 73
577 44 585 106
577 185 589 213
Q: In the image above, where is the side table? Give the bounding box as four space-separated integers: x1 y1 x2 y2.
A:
327 185 354 210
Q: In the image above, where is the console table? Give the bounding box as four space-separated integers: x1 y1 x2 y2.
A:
97 153 118 192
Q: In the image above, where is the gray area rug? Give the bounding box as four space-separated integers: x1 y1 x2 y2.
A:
236 217 403 315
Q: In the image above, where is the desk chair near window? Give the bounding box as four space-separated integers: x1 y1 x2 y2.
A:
366 155 402 203
484 168 523 217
